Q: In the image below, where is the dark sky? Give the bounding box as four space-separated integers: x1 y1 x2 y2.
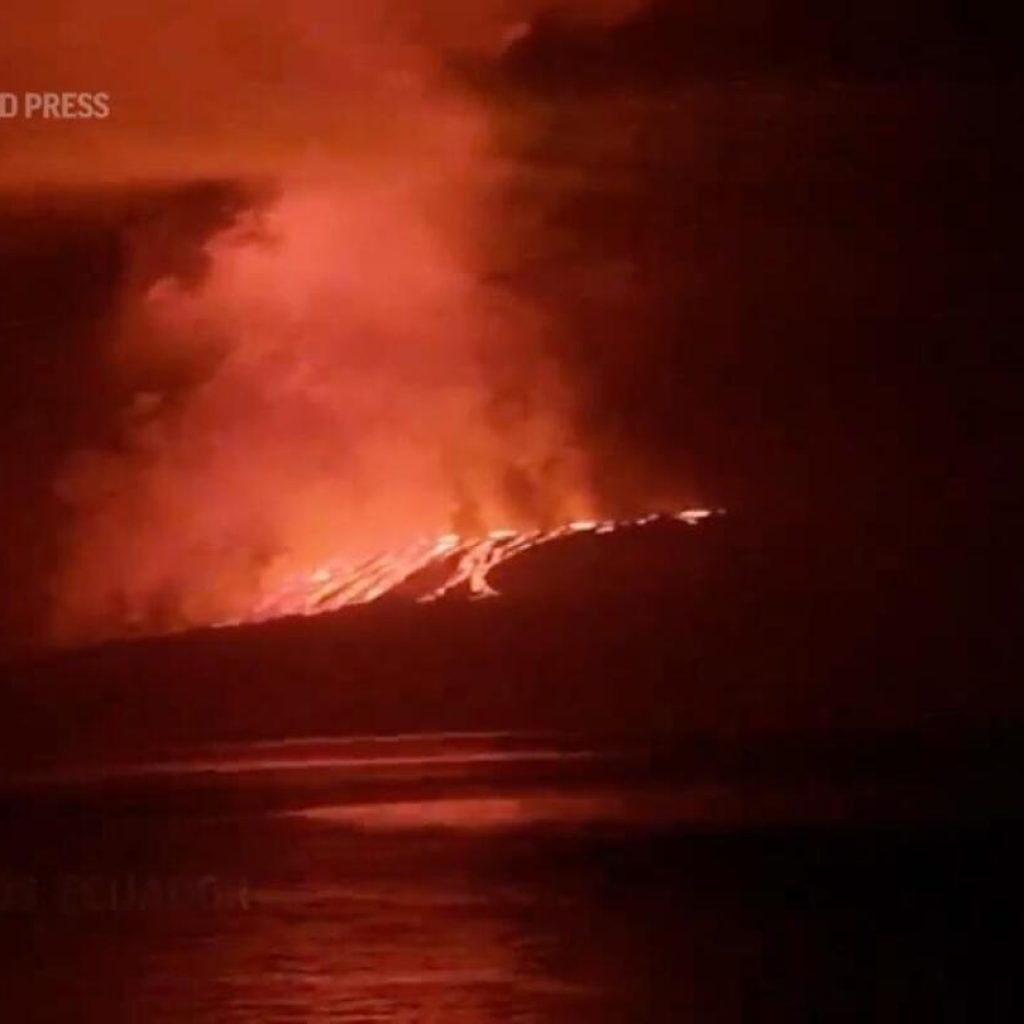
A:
0 1 1020 653
504 0 1021 640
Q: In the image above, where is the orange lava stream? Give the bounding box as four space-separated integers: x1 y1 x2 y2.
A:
228 509 717 627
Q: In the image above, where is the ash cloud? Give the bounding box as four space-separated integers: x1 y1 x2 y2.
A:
3 2 649 641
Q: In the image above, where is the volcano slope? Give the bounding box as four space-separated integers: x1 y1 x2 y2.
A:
1 508 1019 795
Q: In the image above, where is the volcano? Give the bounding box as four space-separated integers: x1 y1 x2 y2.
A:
2 502 1016 786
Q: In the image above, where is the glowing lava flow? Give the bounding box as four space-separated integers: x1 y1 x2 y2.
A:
231 509 718 626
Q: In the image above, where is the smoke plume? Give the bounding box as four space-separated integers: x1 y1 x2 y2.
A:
0 2 649 641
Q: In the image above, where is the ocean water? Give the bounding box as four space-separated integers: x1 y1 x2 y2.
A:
0 734 1018 1022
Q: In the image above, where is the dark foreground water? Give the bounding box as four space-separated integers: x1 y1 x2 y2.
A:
0 735 1019 1022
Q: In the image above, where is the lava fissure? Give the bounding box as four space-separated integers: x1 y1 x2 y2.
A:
229 509 716 627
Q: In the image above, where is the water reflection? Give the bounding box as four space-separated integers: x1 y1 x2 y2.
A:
0 739 1012 1021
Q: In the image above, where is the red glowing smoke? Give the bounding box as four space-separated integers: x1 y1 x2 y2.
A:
13 2 648 641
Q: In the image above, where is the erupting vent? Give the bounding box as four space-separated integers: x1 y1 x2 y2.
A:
229 509 718 626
